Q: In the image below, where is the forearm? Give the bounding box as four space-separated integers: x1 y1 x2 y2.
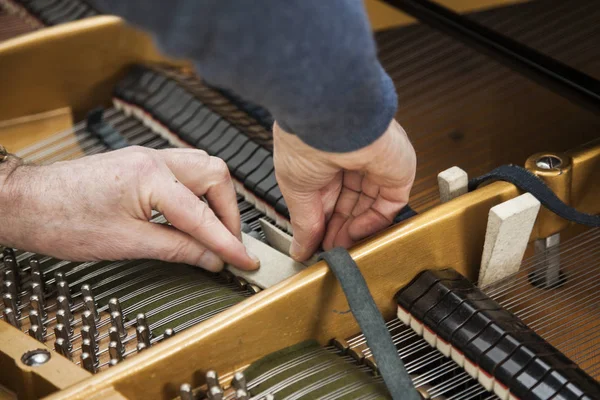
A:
92 0 397 152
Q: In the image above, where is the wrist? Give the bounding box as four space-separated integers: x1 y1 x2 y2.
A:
0 154 26 246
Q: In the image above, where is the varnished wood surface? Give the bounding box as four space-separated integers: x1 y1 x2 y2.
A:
0 108 73 153
378 0 600 212
365 0 526 30
0 16 184 124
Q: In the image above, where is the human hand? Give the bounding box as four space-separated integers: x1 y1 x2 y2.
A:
0 146 259 272
273 119 416 261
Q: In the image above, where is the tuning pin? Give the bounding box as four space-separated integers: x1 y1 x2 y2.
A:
54 324 72 350
110 311 127 338
57 281 72 305
232 372 247 392
81 311 98 337
235 389 249 400
2 307 20 329
265 394 275 400
53 271 64 288
163 327 175 339
28 325 44 342
3 256 20 288
109 326 125 355
80 284 93 299
2 282 18 307
3 293 19 317
83 296 99 321
206 370 220 390
56 296 73 321
31 282 45 307
81 326 99 352
28 257 41 274
82 339 98 365
136 325 151 348
3 269 15 285
136 313 148 328
54 338 72 360
81 352 97 373
29 310 45 334
30 295 47 321
29 258 45 293
3 248 15 259
136 342 147 353
56 309 73 336
179 383 195 400
108 341 124 364
108 298 123 316
207 386 223 400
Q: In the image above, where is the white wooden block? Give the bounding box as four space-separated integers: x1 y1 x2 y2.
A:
227 232 305 289
437 166 468 203
478 193 541 287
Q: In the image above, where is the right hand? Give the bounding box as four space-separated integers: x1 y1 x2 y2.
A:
0 146 260 272
274 119 416 261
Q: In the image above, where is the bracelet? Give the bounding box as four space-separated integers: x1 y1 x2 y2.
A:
0 145 7 163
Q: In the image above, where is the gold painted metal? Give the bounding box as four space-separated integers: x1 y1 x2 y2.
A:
0 321 90 400
525 152 573 238
0 16 186 124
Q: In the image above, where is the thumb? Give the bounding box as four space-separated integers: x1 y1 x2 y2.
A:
283 189 326 262
118 221 228 272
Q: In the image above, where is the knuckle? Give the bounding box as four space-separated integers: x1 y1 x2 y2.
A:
164 239 193 263
209 157 230 180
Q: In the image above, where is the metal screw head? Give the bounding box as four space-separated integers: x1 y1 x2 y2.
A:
21 349 51 366
536 155 562 170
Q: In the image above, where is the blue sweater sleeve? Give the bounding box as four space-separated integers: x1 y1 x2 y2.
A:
92 0 398 153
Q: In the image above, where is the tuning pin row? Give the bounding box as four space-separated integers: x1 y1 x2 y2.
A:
108 341 124 366
2 283 18 311
2 307 19 328
55 338 72 361
30 294 47 321
29 258 45 293
206 370 223 400
81 326 98 352
28 309 45 335
81 352 97 373
28 325 44 342
54 324 72 350
3 252 20 289
3 293 19 317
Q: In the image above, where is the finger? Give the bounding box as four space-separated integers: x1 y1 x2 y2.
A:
282 188 326 261
151 175 259 270
348 186 409 242
322 187 359 249
320 171 343 222
118 221 225 272
157 149 241 239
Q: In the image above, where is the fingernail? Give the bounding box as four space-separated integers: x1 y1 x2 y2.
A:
290 239 302 261
246 250 261 270
197 251 224 273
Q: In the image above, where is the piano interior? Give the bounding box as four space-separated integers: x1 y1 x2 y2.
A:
0 0 599 399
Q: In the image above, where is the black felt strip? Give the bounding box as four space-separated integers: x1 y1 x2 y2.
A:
319 247 420 400
469 164 600 227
